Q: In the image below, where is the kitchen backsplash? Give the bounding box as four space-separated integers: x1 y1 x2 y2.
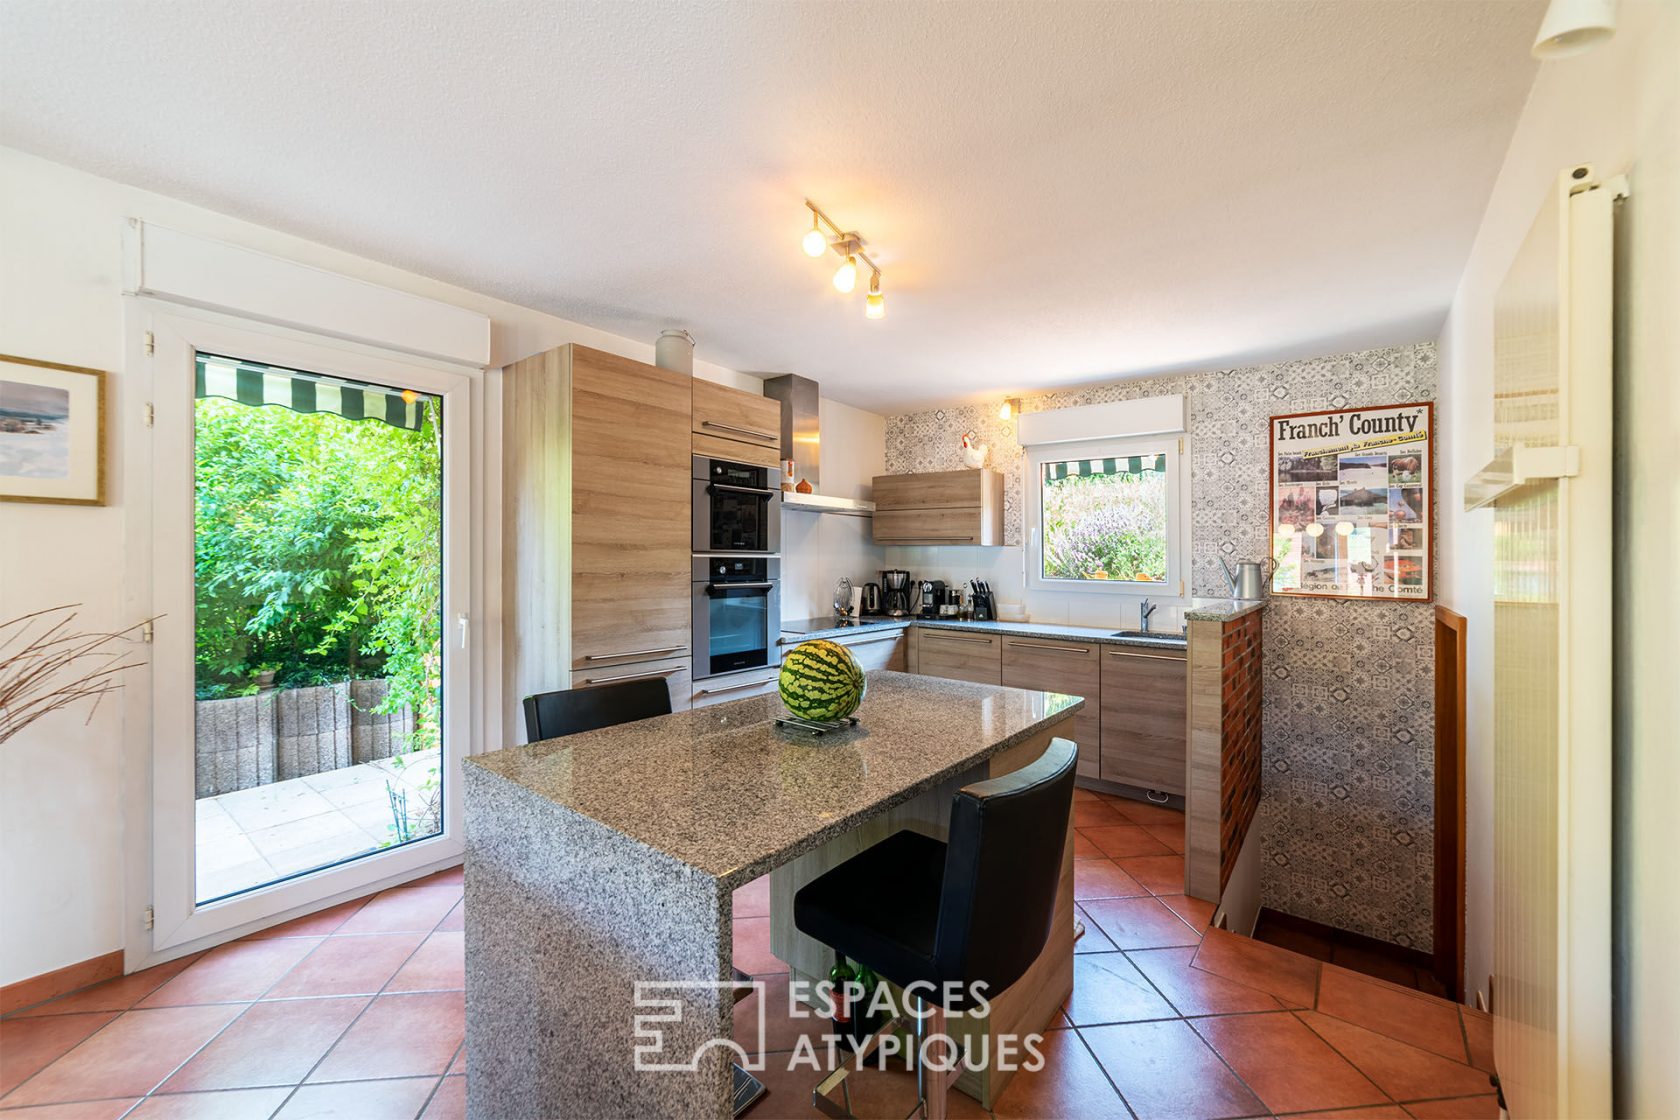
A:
882 342 1439 950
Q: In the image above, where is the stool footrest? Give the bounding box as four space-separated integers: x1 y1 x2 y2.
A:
810 1014 911 1119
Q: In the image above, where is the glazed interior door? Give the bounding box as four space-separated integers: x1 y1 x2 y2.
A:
1477 167 1616 1118
145 306 472 953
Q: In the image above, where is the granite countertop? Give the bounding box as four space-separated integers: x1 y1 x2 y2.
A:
780 615 1188 650
466 671 1083 888
1182 598 1268 623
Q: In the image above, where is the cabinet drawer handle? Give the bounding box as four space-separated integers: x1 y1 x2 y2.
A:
1008 641 1091 655
579 667 683 685
584 645 687 662
924 633 994 645
838 633 903 647
695 678 774 697
702 420 778 443
1104 649 1184 662
875 535 976 542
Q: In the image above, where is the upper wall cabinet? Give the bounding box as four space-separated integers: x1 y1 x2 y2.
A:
692 379 784 468
870 469 1004 545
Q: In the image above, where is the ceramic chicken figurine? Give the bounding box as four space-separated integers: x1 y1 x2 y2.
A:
960 431 988 468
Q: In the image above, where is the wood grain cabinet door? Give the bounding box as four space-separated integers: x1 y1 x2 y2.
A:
1099 647 1188 794
831 630 908 672
1001 637 1102 778
913 629 1003 684
569 347 693 670
692 378 783 466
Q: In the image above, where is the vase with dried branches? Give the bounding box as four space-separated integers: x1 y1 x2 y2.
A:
0 605 151 745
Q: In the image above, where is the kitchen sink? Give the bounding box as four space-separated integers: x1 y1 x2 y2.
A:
1111 629 1187 642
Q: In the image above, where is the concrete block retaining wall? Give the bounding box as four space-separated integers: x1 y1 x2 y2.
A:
194 679 413 797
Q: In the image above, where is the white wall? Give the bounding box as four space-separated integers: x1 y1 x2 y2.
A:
0 146 764 988
1435 4 1678 1107
778 398 888 622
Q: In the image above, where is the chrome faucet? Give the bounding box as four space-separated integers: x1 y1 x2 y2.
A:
1139 599 1157 634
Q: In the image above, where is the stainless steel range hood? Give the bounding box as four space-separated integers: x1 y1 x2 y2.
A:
761 374 875 517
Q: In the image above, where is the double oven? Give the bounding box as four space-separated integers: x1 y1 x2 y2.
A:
692 455 782 679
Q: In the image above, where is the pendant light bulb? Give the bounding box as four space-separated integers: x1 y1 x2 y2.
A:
833 255 858 294
865 272 885 318
802 214 827 257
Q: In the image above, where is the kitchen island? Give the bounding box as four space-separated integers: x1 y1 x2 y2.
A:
462 670 1082 1120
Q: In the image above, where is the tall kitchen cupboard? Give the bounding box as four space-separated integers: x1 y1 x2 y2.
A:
502 344 694 739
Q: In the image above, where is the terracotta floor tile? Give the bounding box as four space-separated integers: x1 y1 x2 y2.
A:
420 1075 465 1120
0 1100 141 1119
1102 799 1185 828
1140 820 1185 853
1071 831 1103 859
1125 948 1285 1017
827 1060 993 1120
1460 1008 1494 1073
741 1054 828 1118
1081 825 1173 860
158 996 368 1092
1190 927 1319 1007
126 1086 293 1119
263 932 425 998
434 901 464 933
988 1028 1130 1119
446 1045 465 1077
1156 894 1217 934
1074 787 1100 802
1195 1011 1387 1115
1073 906 1118 954
241 900 367 941
1113 854 1186 895
1074 859 1148 901
733 973 828 1059
733 875 772 919
733 916 786 978
0 1004 243 1108
1080 896 1201 951
1062 952 1176 1026
1297 1010 1493 1102
0 1012 120 1097
1081 1018 1265 1120
386 932 466 993
411 865 464 890
137 938 323 1007
308 991 463 1082
1280 1107 1410 1119
335 884 461 935
273 1077 439 1120
1074 801 1131 829
1403 1093 1500 1118
1316 965 1467 1062
8 957 203 1018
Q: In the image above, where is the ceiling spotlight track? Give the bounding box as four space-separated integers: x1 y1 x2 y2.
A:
802 199 885 319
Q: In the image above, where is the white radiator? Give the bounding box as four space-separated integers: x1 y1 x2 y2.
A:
1466 166 1619 1118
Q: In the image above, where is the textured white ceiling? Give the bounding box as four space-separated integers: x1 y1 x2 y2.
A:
0 1 1540 410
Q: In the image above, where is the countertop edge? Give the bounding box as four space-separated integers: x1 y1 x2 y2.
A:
780 617 1188 650
1182 599 1269 623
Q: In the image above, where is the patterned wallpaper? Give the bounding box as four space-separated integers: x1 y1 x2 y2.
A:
883 343 1438 949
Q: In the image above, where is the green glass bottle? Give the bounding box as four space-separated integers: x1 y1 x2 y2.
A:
827 951 856 1038
854 964 882 1037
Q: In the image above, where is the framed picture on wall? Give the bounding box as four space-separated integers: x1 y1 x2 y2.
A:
1269 401 1432 601
0 354 107 506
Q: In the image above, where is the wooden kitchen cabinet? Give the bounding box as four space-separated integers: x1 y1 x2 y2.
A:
870 469 1004 545
1001 636 1102 780
911 627 1002 684
502 344 693 738
692 378 783 468
826 628 907 672
690 665 779 709
1098 645 1188 794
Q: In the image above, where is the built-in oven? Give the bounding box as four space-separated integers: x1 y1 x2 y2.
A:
692 555 780 679
693 456 781 555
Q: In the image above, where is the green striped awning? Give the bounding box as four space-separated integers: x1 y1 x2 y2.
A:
1044 454 1166 481
195 354 431 431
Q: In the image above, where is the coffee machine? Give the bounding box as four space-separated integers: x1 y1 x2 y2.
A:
880 569 913 618
917 579 945 619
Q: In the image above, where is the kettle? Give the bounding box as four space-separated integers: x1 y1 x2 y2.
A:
1220 557 1272 601
860 582 882 615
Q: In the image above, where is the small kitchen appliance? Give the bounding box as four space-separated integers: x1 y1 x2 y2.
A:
880 569 913 617
859 582 882 615
917 580 946 619
937 586 964 617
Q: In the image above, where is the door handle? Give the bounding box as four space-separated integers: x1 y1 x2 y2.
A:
924 633 993 644
707 482 777 497
706 582 776 595
695 678 775 697
702 420 778 443
583 645 687 662
578 667 684 686
1008 640 1091 654
1105 649 1184 662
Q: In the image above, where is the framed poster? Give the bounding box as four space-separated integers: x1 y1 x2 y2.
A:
0 354 106 506
1269 401 1431 600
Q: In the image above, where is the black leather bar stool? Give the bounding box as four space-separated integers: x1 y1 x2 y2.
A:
794 737 1078 1119
521 676 672 741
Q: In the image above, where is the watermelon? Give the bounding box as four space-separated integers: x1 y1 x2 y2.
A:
779 639 867 721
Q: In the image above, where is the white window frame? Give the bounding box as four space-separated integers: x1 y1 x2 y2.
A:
1024 434 1190 599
